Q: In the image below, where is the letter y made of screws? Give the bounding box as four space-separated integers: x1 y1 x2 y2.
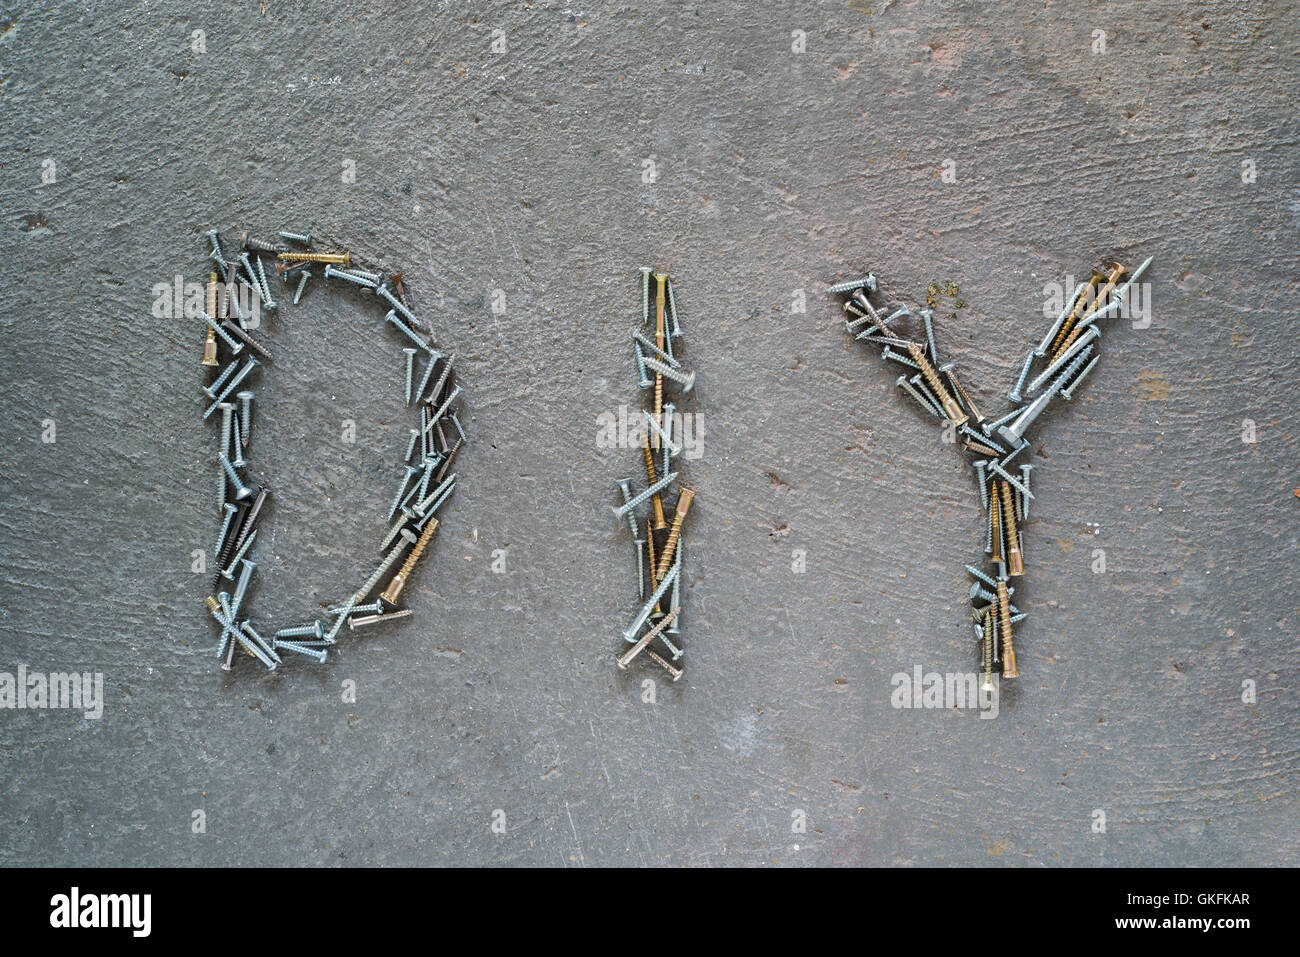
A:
832 257 1151 690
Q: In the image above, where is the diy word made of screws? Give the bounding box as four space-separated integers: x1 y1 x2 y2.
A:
833 257 1151 691
613 268 696 681
197 228 464 671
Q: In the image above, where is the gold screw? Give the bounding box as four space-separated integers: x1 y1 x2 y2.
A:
202 272 219 366
642 435 667 530
645 517 661 614
277 250 351 266
1054 262 1126 360
1048 269 1104 358
990 480 1004 564
654 488 694 582
997 581 1018 678
653 273 667 427
907 343 967 425
981 609 994 692
1000 479 1024 577
379 518 439 605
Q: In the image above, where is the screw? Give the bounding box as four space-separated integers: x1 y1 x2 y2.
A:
217 400 235 457
970 582 1015 605
204 358 260 420
329 599 385 617
897 375 942 418
1007 350 1035 402
278 230 311 245
639 267 652 327
276 621 324 640
240 231 282 253
237 391 253 446
621 562 681 642
204 229 228 270
385 310 428 350
423 354 455 406
966 564 997 590
1059 353 1100 401
633 331 681 370
973 461 990 512
654 488 694 582
403 348 418 405
1019 464 1035 520
666 277 683 338
997 346 1094 446
255 256 277 310
380 518 439 604
828 274 877 295
202 313 244 356
921 308 938 365
220 527 258 581
204 358 240 399
641 435 668 530
349 609 415 631
642 356 695 393
660 402 676 478
324 263 377 289
413 349 441 404
425 383 463 432
633 340 652 388
278 250 350 266
1044 271 1103 358
220 319 272 360
215 503 237 557
988 459 1033 501
1054 263 1125 359
218 454 254 500
961 423 1004 455
907 343 967 425
980 405 1024 437
611 471 679 523
230 558 258 616
643 647 685 681
1000 481 1024 577
881 345 921 370
376 284 427 330
1035 280 1088 357
274 640 327 663
326 530 418 643
909 374 944 417
997 582 1018 678
230 486 267 558
617 608 681 670
940 364 983 424
1026 325 1099 396
615 479 639 538
293 270 311 305
989 481 1004 564
230 411 246 467
388 465 421 521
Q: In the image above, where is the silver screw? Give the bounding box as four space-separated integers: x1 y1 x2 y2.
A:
1007 350 1035 402
255 256 277 310
203 358 240 399
1035 281 1088 357
1019 464 1035 520
881 345 921 370
1026 325 1100 395
661 402 676 478
921 308 938 364
278 230 311 245
632 331 681 369
966 564 998 589
897 375 942 418
828 274 877 295
403 427 420 463
615 479 638 538
204 229 227 270
403 348 417 405
621 563 681 643
633 340 652 389
324 263 377 290
973 461 990 512
293 270 311 305
204 358 260 419
641 356 695 392
666 277 683 338
202 313 244 355
908 374 944 418
970 582 1014 604
988 459 1034 500
413 349 441 403
215 503 237 557
237 391 253 446
387 465 421 521
230 558 258 616
328 599 384 617
639 267 651 327
998 346 1095 446
218 402 235 459
377 284 426 330
218 453 254 500
276 621 324 640
274 640 327 663
220 527 258 580
384 310 427 350
611 472 679 522
229 410 246 467
349 610 415 631
1060 353 1100 401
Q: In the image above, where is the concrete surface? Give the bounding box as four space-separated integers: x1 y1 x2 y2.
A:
1 1 1297 867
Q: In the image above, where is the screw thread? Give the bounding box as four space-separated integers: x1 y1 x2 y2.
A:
907 344 966 424
276 623 321 639
997 582 1018 678
1000 480 1024 576
642 437 667 529
990 481 1004 562
279 250 351 265
380 519 438 604
654 489 694 582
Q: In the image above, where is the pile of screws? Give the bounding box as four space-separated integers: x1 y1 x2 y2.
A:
198 228 464 671
833 256 1151 689
613 269 696 681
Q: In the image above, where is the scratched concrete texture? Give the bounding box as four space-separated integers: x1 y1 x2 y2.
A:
0 0 1297 867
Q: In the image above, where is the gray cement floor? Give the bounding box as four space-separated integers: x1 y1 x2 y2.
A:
1 1 1297 866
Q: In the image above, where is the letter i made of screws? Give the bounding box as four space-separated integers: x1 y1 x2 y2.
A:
830 256 1150 690
198 229 465 671
613 268 696 681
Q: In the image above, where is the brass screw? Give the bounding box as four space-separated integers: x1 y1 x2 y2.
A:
654 488 694 582
1000 479 1024 577
379 518 439 604
990 480 1004 564
980 613 994 692
940 363 981 424
643 647 685 682
997 581 1018 678
645 516 661 614
1048 269 1104 358
202 272 219 366
642 435 667 530
906 343 967 425
653 273 667 430
277 250 351 266
616 607 681 670
1054 262 1126 360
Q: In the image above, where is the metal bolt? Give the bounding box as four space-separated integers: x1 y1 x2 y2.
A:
828 274 877 295
278 230 311 245
293 269 311 305
1008 350 1035 402
218 454 254 500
